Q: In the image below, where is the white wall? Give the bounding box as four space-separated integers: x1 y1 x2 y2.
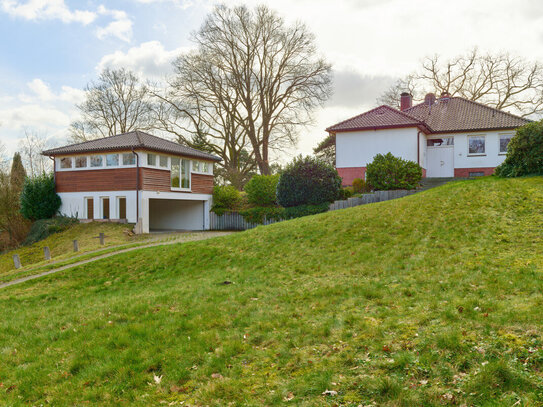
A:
148 199 205 231
336 127 421 168
58 191 138 222
439 130 513 168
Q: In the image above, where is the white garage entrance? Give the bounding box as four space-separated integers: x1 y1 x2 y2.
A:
149 199 206 231
426 137 454 178
140 191 212 234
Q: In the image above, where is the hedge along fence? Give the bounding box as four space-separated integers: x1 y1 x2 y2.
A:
210 189 418 231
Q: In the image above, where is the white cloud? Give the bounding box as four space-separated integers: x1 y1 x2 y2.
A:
134 0 194 8
97 40 191 79
1 0 96 24
95 5 133 42
21 78 85 104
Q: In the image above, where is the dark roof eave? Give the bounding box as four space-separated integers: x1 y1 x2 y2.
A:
42 145 221 162
327 123 430 134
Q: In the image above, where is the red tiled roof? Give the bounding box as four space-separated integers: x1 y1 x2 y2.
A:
326 105 423 132
42 131 221 161
405 97 529 133
327 97 529 134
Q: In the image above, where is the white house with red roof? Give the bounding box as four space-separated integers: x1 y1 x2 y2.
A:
326 93 529 185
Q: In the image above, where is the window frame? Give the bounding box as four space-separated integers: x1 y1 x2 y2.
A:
106 153 119 167
147 153 156 166
90 155 104 168
121 152 136 166
499 133 513 155
75 156 88 168
59 157 73 169
467 134 486 156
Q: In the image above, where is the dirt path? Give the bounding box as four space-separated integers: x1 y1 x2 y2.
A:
0 232 233 290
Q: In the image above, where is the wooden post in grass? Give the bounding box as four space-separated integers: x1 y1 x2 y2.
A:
43 246 51 260
13 254 21 269
73 240 79 252
99 233 105 245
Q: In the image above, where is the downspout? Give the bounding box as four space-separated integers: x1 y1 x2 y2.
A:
417 130 422 167
132 148 140 221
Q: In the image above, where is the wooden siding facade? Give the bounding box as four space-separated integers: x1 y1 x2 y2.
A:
56 167 213 194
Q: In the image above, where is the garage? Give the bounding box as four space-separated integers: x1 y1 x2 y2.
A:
149 199 206 231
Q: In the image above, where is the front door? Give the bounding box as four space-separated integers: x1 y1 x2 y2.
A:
427 138 454 177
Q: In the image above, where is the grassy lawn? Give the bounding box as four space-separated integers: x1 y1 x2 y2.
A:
0 222 145 273
0 177 542 406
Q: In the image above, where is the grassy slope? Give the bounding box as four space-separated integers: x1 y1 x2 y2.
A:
0 177 542 406
0 222 145 273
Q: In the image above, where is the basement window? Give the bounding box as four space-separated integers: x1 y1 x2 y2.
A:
469 172 485 177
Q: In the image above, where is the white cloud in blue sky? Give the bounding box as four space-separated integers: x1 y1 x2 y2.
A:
1 0 543 160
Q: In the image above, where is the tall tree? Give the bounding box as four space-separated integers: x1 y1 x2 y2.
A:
378 49 543 117
10 152 26 192
313 133 336 166
161 5 332 175
70 68 155 142
18 128 49 177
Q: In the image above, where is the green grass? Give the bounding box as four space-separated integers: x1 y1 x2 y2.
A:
0 176 542 406
0 222 145 273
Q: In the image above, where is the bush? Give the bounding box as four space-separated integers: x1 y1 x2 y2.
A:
341 187 354 199
352 178 370 193
244 174 280 206
277 156 342 207
24 216 78 246
365 153 422 191
239 206 284 224
495 121 543 177
211 185 242 214
283 203 329 219
20 173 61 220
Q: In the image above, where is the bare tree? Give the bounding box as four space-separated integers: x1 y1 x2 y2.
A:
313 133 336 166
160 5 332 175
70 68 155 142
19 128 50 177
378 49 543 117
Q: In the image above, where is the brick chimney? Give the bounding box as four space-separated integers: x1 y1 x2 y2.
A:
424 93 436 106
400 92 412 111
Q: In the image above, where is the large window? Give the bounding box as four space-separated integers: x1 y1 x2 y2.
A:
201 162 209 173
500 134 512 154
106 154 119 167
468 135 485 155
90 155 103 167
122 153 136 165
170 157 180 188
75 156 87 168
60 157 72 169
192 160 200 172
147 153 156 166
181 159 190 188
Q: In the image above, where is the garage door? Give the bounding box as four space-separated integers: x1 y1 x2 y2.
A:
149 199 205 231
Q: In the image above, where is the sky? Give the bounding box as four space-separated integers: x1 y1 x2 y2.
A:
1 0 543 163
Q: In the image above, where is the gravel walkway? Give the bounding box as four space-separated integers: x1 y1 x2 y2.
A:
0 231 233 290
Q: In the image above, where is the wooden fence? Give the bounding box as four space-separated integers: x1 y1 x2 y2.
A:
210 189 417 231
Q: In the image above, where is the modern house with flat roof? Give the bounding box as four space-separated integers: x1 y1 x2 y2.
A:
42 131 221 234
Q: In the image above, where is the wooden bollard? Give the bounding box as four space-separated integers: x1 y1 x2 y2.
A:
43 246 51 260
99 233 105 245
13 254 21 269
73 239 79 252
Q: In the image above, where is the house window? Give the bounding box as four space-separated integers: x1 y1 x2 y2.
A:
90 155 103 167
427 137 454 146
171 157 180 188
468 135 485 155
500 134 512 154
122 153 136 165
159 155 168 168
75 156 87 168
106 154 119 167
202 162 209 173
147 153 156 166
60 157 72 169
181 159 190 188
192 160 200 172
469 171 485 177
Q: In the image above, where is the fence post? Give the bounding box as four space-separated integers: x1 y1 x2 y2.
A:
99 233 105 245
73 239 79 252
43 246 51 260
13 254 21 269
